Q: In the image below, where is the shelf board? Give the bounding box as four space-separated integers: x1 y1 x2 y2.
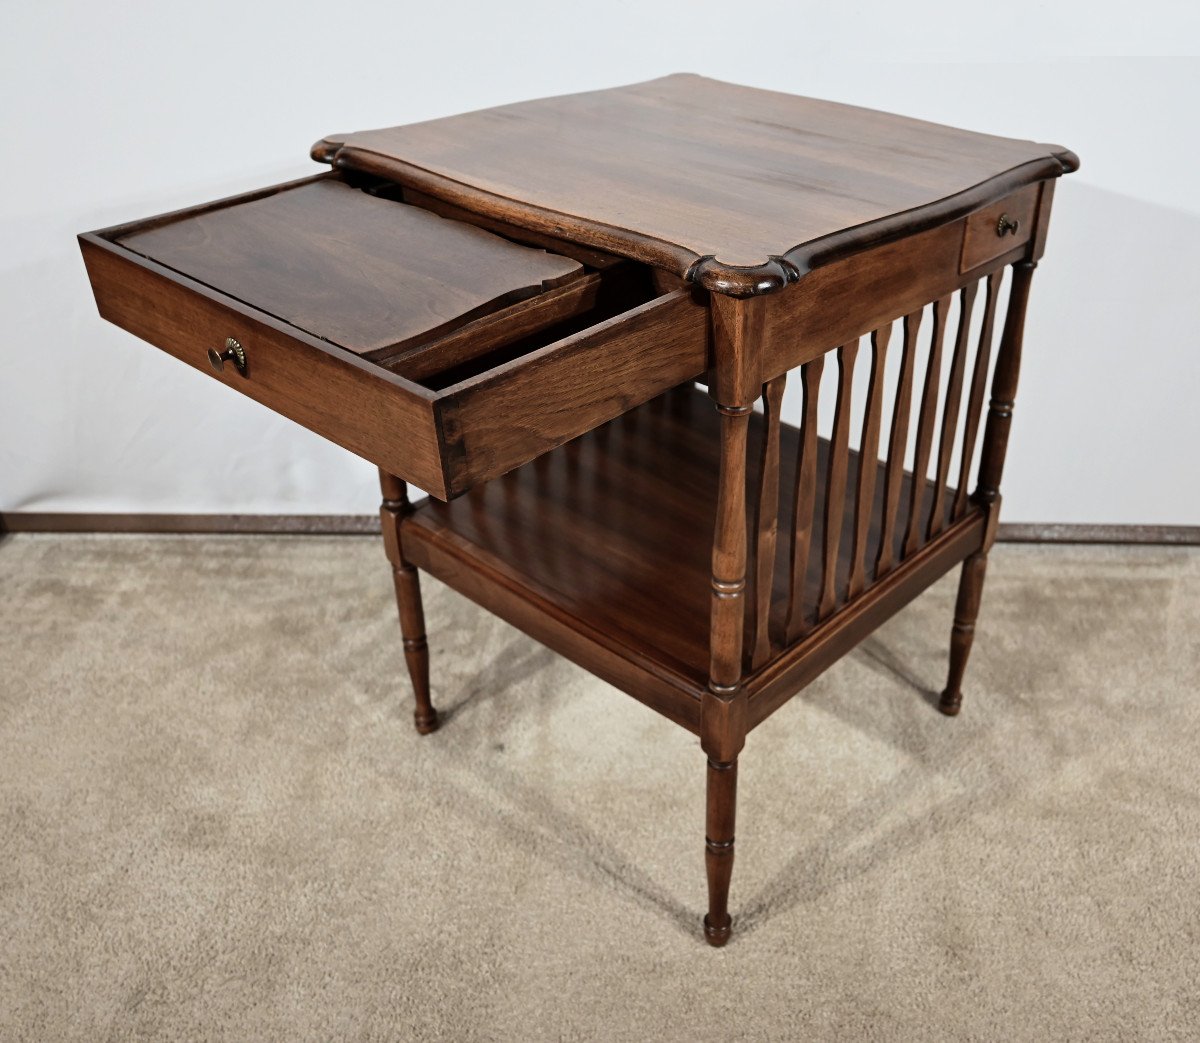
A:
404 385 963 729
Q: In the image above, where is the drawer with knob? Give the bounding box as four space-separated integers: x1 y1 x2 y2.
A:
959 182 1040 273
80 173 709 499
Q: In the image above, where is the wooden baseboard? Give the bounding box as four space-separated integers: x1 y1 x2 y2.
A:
1 513 1197 545
0 513 382 535
996 523 1199 546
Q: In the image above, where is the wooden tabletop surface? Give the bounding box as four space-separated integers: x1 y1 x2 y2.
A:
314 74 1076 295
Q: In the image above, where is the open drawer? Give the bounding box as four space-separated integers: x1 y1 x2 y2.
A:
80 173 711 499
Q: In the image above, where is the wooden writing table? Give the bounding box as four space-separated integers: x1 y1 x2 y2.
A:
81 75 1077 946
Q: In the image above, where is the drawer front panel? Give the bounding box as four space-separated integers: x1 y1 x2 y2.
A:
959 183 1040 273
80 236 448 497
82 232 710 501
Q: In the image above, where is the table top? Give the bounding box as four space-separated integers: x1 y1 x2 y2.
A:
314 74 1076 296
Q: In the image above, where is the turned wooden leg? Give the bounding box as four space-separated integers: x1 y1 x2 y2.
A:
939 551 988 717
703 755 738 947
939 262 1037 718
379 470 438 735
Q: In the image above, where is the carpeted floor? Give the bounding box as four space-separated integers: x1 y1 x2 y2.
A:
0 534 1197 1040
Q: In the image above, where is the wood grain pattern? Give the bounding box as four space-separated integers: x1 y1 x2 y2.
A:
316 75 1075 294
749 375 787 670
819 342 860 618
379 471 439 734
759 212 1029 379
438 288 708 495
954 273 1002 518
83 183 707 502
938 551 988 716
960 183 1040 273
79 78 1075 947
374 273 603 378
118 179 583 356
929 282 977 537
78 232 451 498
405 384 950 698
848 325 891 598
904 297 951 556
784 357 825 643
876 310 922 575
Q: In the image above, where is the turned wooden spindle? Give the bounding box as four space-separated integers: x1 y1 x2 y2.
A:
939 261 1037 716
379 469 439 734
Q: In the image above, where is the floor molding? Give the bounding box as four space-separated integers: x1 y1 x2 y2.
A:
0 513 381 536
996 523 1199 546
1 513 1197 546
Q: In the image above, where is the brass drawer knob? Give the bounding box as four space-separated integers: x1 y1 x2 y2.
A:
996 213 1020 237
207 337 247 375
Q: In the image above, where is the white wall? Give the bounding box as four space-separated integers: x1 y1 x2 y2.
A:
2 2 1198 523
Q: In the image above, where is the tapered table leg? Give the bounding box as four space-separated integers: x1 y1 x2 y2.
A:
379 470 438 735
703 756 737 946
939 551 988 716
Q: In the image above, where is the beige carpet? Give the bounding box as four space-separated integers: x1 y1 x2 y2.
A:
0 534 1197 1040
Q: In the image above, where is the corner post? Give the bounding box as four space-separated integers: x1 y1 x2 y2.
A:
940 260 1037 715
701 292 764 945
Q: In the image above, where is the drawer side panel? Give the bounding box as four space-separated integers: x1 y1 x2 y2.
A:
80 235 448 498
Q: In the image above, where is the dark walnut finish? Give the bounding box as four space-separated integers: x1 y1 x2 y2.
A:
80 76 1076 947
314 73 1076 295
116 179 584 357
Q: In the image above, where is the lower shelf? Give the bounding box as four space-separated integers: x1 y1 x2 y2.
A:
403 385 983 732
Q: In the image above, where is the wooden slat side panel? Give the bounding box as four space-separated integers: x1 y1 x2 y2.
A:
748 375 787 670
818 342 859 619
848 324 890 598
955 272 1003 518
79 235 448 498
903 296 951 557
747 512 986 728
876 309 922 575
784 357 825 643
929 281 977 537
439 289 709 495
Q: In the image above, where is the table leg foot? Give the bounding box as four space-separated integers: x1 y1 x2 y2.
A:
940 551 988 719
704 756 738 948
703 913 732 947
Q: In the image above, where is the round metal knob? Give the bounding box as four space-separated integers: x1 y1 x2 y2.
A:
207 337 247 374
996 213 1020 237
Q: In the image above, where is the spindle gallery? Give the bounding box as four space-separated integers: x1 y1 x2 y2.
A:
81 75 1076 945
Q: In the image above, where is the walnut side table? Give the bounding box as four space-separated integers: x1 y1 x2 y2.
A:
81 75 1078 946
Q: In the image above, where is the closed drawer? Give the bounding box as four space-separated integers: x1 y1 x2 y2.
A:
959 183 1039 273
80 175 710 499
